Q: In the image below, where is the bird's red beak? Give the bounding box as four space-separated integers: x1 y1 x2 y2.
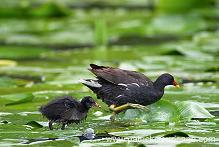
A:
93 103 101 108
173 81 180 88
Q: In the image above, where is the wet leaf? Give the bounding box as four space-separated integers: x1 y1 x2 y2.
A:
1 93 35 106
175 101 214 120
0 60 17 66
0 76 16 87
1 120 9 124
162 49 185 56
143 100 181 122
116 100 181 122
25 121 43 129
205 66 219 72
163 131 189 137
156 0 211 13
31 2 70 17
14 79 34 86
0 46 47 59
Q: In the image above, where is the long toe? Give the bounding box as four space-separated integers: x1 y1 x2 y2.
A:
128 104 150 112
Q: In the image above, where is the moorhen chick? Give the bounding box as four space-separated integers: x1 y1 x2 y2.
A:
39 95 101 130
81 64 180 120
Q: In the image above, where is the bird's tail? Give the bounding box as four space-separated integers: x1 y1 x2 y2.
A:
80 79 102 88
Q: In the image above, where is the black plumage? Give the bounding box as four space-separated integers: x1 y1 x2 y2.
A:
81 64 179 117
39 95 100 130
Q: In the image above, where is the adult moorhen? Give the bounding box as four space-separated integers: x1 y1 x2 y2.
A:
39 95 101 130
81 64 180 120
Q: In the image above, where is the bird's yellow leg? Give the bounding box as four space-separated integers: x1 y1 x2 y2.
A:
109 103 150 120
109 104 130 112
109 103 150 112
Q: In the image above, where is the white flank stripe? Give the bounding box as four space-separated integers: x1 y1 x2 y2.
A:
118 83 128 87
116 95 123 98
132 83 140 87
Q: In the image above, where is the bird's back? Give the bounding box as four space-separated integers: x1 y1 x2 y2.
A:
39 96 81 121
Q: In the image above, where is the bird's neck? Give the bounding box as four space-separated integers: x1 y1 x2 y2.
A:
81 103 90 112
153 78 165 98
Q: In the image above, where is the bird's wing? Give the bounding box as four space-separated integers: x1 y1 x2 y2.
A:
63 99 78 109
89 64 151 86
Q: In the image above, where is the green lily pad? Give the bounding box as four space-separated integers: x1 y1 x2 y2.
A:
0 93 35 106
116 99 181 122
115 100 214 122
162 49 185 56
31 2 70 17
25 121 43 129
0 46 47 60
175 101 214 120
0 76 16 88
163 131 189 137
143 99 181 122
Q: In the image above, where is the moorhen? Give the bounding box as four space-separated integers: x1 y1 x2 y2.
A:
39 95 101 130
81 64 180 120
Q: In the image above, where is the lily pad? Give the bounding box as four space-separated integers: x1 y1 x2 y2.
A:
162 49 185 56
0 93 35 106
175 101 214 120
116 99 181 122
0 60 17 66
115 100 214 122
143 99 181 122
0 76 16 87
163 131 189 137
25 121 43 129
0 46 47 60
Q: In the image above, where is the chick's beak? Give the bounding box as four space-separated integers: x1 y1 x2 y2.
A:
173 81 180 88
93 103 101 108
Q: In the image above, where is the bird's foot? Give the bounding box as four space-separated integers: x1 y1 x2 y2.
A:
109 103 150 112
126 103 150 112
109 103 150 121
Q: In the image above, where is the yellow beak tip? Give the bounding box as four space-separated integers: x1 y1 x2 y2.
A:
176 85 180 88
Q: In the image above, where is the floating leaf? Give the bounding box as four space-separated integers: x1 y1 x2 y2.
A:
163 131 189 137
31 2 69 17
1 120 9 124
162 49 184 56
0 60 17 66
205 66 219 72
116 108 143 121
0 76 16 88
156 0 211 13
14 78 34 86
175 101 214 120
116 100 181 122
0 46 47 60
143 99 180 122
25 121 43 129
1 93 35 106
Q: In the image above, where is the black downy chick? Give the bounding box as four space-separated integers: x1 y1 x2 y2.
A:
39 95 101 130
